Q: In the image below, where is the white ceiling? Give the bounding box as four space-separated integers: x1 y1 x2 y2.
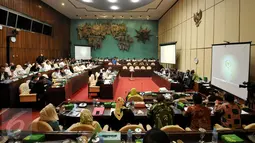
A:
41 0 177 20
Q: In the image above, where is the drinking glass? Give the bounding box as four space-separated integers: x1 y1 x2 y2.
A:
199 128 206 143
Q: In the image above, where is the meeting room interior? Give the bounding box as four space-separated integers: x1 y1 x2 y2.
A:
1 0 255 142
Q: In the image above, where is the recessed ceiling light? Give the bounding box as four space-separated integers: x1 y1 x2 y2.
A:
61 3 65 6
108 0 118 3
110 5 119 10
82 0 93 2
131 0 140 3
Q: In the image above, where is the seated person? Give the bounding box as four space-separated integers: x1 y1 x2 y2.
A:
9 65 16 78
127 88 142 100
96 73 104 86
112 58 117 65
143 128 170 143
14 65 26 76
147 95 174 129
110 97 135 131
42 74 53 87
106 67 112 74
183 93 211 130
214 93 241 129
191 70 199 82
60 68 66 77
0 65 9 81
68 109 102 132
29 75 39 89
4 63 11 76
30 63 41 72
39 103 61 131
63 66 72 76
52 68 62 79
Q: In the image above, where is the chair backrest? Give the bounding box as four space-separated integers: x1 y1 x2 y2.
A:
147 66 152 70
151 63 155 66
123 66 128 70
135 66 140 70
95 72 100 79
244 123 255 130
161 125 185 132
214 124 231 131
19 83 31 94
119 125 146 132
127 63 132 66
108 62 113 65
129 66 134 70
67 123 95 131
29 117 53 132
89 74 97 86
141 66 146 70
127 95 144 102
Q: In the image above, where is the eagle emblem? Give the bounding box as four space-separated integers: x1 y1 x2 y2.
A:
194 10 203 27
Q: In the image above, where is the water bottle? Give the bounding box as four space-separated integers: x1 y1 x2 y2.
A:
212 128 218 143
127 129 133 143
93 99 96 107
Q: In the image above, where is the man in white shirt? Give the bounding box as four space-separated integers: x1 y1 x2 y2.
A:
0 65 9 81
64 66 73 76
4 63 11 76
51 68 63 79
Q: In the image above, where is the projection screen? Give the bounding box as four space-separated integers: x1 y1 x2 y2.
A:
211 42 251 100
74 45 91 60
160 42 177 64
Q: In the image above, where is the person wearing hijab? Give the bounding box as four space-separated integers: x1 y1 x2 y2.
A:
68 109 102 132
110 97 135 131
39 103 61 131
127 88 143 101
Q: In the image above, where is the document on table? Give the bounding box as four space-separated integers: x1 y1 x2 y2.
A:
241 110 248 114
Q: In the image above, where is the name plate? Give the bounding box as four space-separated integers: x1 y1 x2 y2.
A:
22 75 27 78
98 132 121 143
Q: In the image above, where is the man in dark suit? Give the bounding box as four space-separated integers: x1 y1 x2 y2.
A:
0 65 9 81
36 54 45 65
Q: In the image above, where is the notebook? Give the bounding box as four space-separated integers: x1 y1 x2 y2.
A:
92 107 105 116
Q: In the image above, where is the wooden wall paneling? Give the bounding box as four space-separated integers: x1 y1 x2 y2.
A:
225 0 239 42
0 0 70 65
190 49 197 70
204 48 212 80
205 7 214 47
250 46 255 81
197 11 205 48
185 49 191 70
240 0 255 44
197 49 204 77
206 0 215 9
214 0 225 44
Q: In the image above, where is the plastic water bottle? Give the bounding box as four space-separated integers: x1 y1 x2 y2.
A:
212 128 218 143
127 129 133 143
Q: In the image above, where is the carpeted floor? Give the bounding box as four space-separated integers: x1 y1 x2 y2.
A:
71 77 160 102
0 77 160 130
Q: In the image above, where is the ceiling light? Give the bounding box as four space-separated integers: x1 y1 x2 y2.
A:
108 0 118 3
110 5 119 10
131 0 140 3
82 0 93 3
61 3 65 6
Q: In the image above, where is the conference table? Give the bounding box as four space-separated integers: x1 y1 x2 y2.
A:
98 72 120 99
0 70 54 108
57 99 255 130
46 71 89 106
152 71 185 92
1 129 254 143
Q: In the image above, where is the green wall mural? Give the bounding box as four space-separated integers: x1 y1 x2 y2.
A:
70 19 158 59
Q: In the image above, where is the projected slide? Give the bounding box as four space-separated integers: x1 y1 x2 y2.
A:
75 45 91 60
160 43 176 64
212 43 250 100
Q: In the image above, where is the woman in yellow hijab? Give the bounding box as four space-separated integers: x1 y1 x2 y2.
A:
127 88 143 101
40 103 60 131
67 109 102 132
